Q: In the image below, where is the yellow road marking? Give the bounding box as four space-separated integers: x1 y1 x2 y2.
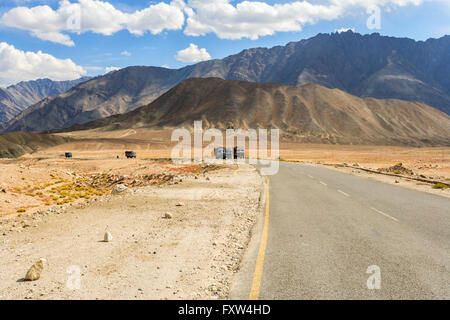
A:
249 175 270 300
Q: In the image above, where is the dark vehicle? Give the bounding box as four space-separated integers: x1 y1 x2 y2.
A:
225 148 233 159
65 152 73 158
214 147 225 159
234 146 245 159
125 151 136 159
214 147 234 159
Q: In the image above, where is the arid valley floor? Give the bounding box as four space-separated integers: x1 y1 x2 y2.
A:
0 128 449 299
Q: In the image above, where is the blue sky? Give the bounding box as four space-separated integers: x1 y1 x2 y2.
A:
0 0 449 87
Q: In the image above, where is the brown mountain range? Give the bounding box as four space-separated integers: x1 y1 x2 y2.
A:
68 78 450 146
3 32 450 134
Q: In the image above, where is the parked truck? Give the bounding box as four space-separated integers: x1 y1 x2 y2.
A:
214 147 244 160
125 151 136 159
234 146 245 159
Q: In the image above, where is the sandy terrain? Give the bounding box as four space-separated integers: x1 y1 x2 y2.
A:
279 143 450 179
0 163 263 300
0 156 206 217
1 127 448 300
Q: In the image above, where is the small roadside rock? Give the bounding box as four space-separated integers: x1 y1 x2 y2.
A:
163 213 173 219
104 232 113 242
176 202 185 207
24 258 46 281
112 184 128 195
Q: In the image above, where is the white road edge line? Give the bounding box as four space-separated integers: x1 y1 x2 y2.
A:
307 174 314 179
337 189 350 197
320 181 327 186
370 207 399 222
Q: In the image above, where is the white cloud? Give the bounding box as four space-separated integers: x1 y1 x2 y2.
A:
184 0 341 40
121 50 131 56
161 64 170 68
0 42 86 87
105 66 121 73
335 27 355 33
32 31 75 47
184 0 432 40
0 0 435 45
175 43 211 63
0 0 185 46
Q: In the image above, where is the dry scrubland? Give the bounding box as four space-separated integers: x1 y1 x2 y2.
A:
56 128 450 186
1 128 449 299
0 156 263 299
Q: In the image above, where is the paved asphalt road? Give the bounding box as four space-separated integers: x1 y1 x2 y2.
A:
231 162 450 299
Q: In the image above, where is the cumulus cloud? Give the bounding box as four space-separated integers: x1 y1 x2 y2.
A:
0 0 434 45
0 42 86 87
0 0 186 46
184 0 341 40
121 50 131 56
184 0 432 40
175 43 211 63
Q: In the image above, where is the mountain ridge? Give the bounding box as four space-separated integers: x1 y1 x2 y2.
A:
66 78 450 147
0 77 91 125
2 31 450 133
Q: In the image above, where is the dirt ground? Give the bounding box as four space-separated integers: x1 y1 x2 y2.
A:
53 128 450 179
279 143 450 179
1 128 448 300
2 128 447 215
0 163 263 300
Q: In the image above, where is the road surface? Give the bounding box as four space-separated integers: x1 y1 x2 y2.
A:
231 162 450 299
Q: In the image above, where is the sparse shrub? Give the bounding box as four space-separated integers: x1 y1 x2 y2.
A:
17 208 26 213
432 183 449 190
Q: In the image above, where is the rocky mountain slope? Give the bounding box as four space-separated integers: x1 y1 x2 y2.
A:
0 77 90 125
69 78 450 146
2 32 449 133
0 132 71 158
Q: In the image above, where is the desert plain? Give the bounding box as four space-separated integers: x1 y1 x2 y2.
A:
0 127 449 299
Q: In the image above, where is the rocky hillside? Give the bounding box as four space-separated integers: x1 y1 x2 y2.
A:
0 132 70 158
69 78 450 146
3 32 450 133
0 77 90 125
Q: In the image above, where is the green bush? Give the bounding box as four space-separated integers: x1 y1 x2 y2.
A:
432 183 449 190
